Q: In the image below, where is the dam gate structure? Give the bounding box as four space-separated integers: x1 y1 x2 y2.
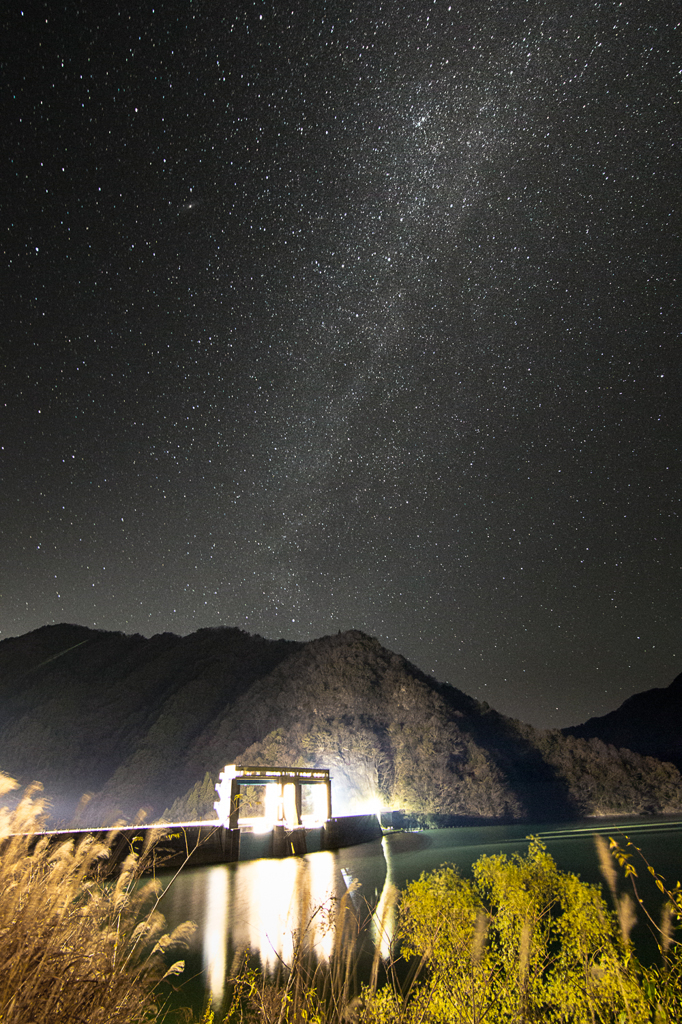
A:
214 764 333 858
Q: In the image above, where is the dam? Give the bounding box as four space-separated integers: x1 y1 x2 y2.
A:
35 764 383 871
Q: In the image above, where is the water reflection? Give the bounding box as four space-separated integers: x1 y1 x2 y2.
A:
371 838 398 961
231 853 336 971
163 845 369 1010
203 867 228 1006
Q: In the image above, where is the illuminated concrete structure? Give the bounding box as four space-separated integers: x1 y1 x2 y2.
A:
214 764 332 831
31 765 379 871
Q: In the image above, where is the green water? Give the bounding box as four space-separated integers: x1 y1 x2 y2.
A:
156 814 682 1015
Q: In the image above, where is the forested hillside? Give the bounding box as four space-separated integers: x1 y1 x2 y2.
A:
0 623 680 825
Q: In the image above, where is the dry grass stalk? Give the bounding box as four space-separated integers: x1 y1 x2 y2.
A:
595 833 618 903
0 774 197 1024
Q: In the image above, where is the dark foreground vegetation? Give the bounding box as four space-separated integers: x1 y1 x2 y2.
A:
1 624 680 825
0 773 200 1023
2 775 680 1023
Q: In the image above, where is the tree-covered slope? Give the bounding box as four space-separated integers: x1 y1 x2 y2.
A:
0 624 680 824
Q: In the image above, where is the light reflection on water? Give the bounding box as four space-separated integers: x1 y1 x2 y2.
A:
160 844 380 1010
203 867 228 1006
372 839 398 962
231 852 336 971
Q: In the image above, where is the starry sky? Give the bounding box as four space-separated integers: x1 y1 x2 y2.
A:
2 0 679 729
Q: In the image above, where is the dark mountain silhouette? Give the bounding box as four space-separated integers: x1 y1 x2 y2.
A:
563 673 682 770
0 624 680 826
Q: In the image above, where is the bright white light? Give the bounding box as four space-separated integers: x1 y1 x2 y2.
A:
228 853 337 971
213 764 238 827
372 837 397 960
305 851 336 961
282 782 298 827
203 867 229 1007
234 856 301 970
238 815 272 834
354 798 384 818
265 782 282 827
214 768 330 830
301 783 329 826
239 783 283 831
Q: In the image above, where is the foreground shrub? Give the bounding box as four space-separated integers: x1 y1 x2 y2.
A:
384 838 649 1022
0 773 197 1024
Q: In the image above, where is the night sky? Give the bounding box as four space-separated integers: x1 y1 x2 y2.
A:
2 0 679 729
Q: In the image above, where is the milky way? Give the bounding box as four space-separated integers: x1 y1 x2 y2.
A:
2 0 679 727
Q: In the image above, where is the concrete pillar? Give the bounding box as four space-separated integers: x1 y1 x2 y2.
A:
229 778 240 831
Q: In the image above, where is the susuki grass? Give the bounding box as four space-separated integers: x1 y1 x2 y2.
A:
0 773 200 1024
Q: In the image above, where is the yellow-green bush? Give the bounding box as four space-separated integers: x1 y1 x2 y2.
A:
389 838 647 1022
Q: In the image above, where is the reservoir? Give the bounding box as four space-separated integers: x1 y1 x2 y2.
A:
155 814 682 1014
